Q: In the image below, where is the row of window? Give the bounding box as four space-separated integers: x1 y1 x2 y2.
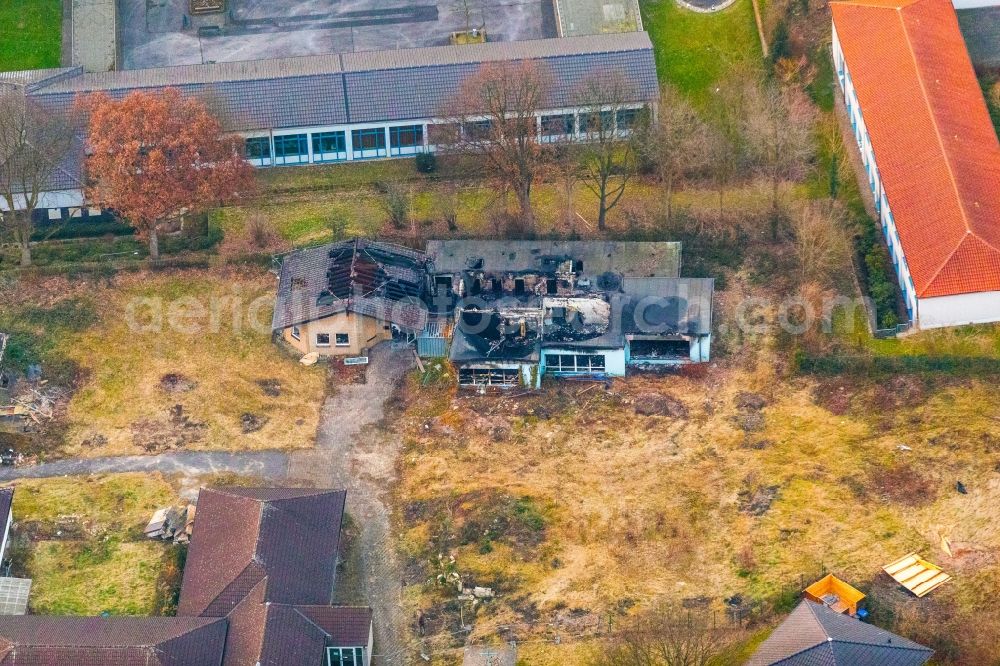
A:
246 109 644 165
544 354 606 373
327 647 365 666
246 125 425 164
290 326 349 347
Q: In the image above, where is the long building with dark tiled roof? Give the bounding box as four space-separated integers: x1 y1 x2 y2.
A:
1 32 658 217
0 487 373 666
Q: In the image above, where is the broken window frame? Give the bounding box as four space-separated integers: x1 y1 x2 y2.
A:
458 367 520 387
316 333 331 347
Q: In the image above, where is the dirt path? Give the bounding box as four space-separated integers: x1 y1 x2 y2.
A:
1 343 414 662
287 343 414 666
0 450 289 481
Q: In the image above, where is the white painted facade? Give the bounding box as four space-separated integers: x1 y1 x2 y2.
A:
916 290 1000 329
951 0 999 8
0 189 84 212
833 24 1000 330
540 347 628 377
243 105 645 168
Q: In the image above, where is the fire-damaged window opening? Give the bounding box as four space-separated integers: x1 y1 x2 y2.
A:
630 339 690 359
458 367 520 387
545 354 606 374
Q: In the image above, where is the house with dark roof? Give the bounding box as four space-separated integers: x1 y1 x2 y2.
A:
832 0 1000 329
0 32 658 218
746 600 932 665
272 239 432 357
0 486 374 666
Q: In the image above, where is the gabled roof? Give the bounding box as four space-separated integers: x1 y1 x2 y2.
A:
831 0 1000 298
177 487 346 617
0 616 227 666
24 33 658 132
746 600 932 665
272 239 430 332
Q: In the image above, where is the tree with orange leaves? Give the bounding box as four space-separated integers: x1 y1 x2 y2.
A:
80 88 255 259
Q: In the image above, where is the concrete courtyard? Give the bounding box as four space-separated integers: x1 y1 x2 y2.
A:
120 0 557 69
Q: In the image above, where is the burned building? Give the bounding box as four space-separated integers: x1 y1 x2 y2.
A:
272 239 714 386
425 241 714 388
272 239 430 357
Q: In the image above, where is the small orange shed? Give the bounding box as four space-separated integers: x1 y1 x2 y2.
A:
803 574 866 616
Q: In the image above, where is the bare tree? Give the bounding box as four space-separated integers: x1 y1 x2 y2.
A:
550 143 581 233
642 85 711 223
791 200 851 286
0 87 76 267
574 71 642 231
589 607 741 666
706 76 751 228
447 61 552 233
375 180 411 230
742 80 815 225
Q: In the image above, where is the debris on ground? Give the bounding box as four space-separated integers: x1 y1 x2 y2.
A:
144 504 195 544
956 480 968 494
300 352 320 366
131 404 206 452
9 386 68 424
633 392 688 418
240 413 268 434
80 433 108 449
737 411 766 432
738 480 780 516
159 373 197 393
256 379 281 397
735 392 767 411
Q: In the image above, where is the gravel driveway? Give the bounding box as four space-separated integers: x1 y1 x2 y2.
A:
0 450 289 481
287 342 414 665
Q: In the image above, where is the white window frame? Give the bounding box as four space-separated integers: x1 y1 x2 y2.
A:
316 333 331 347
290 326 301 341
335 333 350 347
327 646 365 666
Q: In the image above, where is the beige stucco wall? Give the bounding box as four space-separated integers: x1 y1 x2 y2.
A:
281 312 392 356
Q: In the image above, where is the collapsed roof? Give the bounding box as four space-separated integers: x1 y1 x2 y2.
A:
272 238 430 332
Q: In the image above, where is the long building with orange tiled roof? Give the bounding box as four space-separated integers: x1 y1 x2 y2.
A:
831 0 1000 329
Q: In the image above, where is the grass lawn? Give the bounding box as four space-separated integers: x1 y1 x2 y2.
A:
10 474 181 616
225 167 781 247
639 0 762 104
3 267 326 458
0 0 61 71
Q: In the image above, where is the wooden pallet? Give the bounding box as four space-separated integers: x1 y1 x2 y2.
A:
883 552 951 597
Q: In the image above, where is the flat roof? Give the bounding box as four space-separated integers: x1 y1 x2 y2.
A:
426 239 681 278
554 0 642 38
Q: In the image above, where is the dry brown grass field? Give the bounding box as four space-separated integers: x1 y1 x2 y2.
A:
391 344 1000 664
2 266 326 459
